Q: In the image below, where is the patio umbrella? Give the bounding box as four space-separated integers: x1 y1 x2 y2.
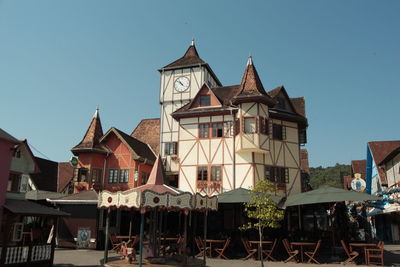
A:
283 185 381 207
218 187 283 205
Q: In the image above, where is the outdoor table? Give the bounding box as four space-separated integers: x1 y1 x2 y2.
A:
248 241 273 259
205 239 226 257
349 243 377 264
290 241 316 262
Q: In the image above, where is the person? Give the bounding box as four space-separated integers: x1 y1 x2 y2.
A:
143 232 154 258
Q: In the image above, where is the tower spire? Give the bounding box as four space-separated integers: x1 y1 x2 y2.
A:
191 38 195 46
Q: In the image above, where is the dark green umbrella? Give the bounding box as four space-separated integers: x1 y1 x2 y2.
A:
283 185 381 207
217 187 283 205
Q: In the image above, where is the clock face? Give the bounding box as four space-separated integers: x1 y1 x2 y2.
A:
174 77 190 92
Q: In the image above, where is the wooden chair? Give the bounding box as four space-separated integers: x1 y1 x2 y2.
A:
341 240 359 264
195 237 210 257
282 239 299 263
215 238 231 259
305 240 321 264
262 238 277 261
366 241 384 266
242 238 257 260
109 234 122 253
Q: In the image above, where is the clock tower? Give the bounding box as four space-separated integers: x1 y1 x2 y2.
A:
158 40 221 177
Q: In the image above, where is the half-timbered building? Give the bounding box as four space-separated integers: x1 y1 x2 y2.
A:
158 42 308 196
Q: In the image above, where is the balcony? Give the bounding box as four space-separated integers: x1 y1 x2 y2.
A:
196 180 222 196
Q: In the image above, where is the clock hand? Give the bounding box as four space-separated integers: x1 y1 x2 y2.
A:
179 81 184 86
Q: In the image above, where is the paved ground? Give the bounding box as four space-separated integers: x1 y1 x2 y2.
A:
54 246 400 267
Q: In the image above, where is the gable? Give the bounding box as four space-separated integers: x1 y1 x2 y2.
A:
188 84 222 109
273 90 296 114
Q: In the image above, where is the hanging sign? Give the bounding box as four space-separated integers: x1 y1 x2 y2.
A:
351 173 366 192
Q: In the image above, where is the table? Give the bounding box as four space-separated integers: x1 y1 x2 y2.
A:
290 241 316 262
248 241 274 260
349 243 377 264
205 239 226 257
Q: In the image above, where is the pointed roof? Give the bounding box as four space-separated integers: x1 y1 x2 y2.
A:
131 118 160 155
233 56 275 106
161 41 206 70
130 156 179 194
71 108 107 155
100 128 156 163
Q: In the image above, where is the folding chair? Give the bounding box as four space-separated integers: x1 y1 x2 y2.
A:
305 240 321 264
341 240 359 264
109 234 122 253
195 237 210 257
282 239 299 263
215 238 231 259
366 241 384 266
242 238 257 260
262 238 277 261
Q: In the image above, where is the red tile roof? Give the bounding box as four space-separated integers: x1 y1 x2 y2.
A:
57 162 74 192
30 157 58 192
351 160 366 179
290 97 306 117
131 119 160 155
368 140 400 185
162 43 206 69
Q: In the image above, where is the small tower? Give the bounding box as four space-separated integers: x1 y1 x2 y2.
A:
71 107 106 155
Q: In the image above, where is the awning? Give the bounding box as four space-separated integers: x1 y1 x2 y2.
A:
4 199 70 217
25 190 65 201
368 205 400 216
217 187 284 205
284 185 382 207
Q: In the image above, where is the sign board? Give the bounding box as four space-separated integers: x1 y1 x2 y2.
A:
351 173 366 192
77 228 91 249
69 157 78 167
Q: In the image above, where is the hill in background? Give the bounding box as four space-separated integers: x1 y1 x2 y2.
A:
309 163 351 189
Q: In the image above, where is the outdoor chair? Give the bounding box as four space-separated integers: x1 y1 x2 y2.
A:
282 239 299 263
366 241 384 266
341 240 359 264
304 239 321 264
242 238 257 260
215 238 231 259
110 234 123 253
262 238 277 261
195 237 210 257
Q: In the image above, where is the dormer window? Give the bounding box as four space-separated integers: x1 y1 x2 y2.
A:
200 95 210 106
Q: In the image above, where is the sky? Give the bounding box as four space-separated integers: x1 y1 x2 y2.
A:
0 0 399 167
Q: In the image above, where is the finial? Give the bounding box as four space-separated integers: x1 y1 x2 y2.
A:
247 55 253 66
191 38 195 46
93 106 99 118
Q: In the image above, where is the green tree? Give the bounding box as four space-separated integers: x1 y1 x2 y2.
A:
240 180 284 267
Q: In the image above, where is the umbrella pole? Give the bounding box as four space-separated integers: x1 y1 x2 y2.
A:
103 208 110 263
138 211 145 267
203 210 208 267
128 210 133 240
183 211 188 267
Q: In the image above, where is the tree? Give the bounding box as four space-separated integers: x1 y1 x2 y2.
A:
240 180 284 267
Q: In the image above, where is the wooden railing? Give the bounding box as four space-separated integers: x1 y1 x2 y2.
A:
1 244 52 265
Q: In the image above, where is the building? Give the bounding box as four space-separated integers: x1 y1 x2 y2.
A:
158 42 308 196
53 108 156 248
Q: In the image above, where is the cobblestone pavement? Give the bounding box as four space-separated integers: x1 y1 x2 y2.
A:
54 246 400 267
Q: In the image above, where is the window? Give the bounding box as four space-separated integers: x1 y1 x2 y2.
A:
197 166 208 181
13 149 21 158
275 97 285 110
91 168 103 183
199 124 210 138
141 172 149 185
299 128 307 145
259 118 269 135
265 166 289 185
8 173 21 192
224 122 232 137
119 169 129 183
78 168 89 182
211 166 222 181
200 95 210 106
12 223 24 242
244 117 256 133
165 142 177 155
108 169 118 184
212 123 223 137
273 124 286 140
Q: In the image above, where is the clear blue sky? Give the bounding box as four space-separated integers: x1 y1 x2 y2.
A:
1 0 399 167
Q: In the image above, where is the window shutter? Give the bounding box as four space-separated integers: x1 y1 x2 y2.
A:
234 119 240 135
269 120 273 138
173 142 177 155
284 168 289 183
282 126 287 140
255 117 259 133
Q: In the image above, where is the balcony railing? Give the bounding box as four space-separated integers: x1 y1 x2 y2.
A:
196 180 222 195
1 244 52 266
